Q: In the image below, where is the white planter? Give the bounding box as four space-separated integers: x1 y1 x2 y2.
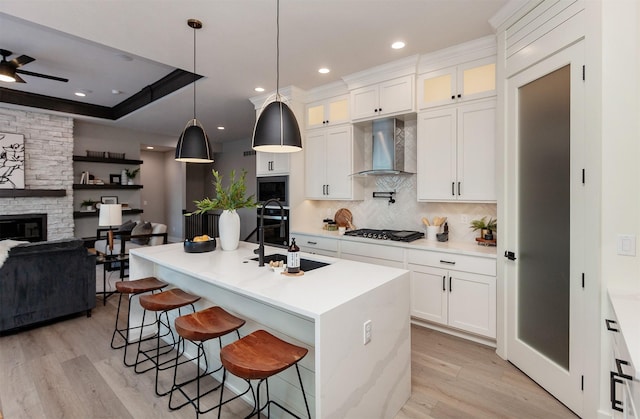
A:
218 209 240 251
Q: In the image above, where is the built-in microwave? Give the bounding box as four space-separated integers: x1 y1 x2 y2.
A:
256 176 288 207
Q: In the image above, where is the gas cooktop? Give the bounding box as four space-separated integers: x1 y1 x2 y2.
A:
343 229 424 242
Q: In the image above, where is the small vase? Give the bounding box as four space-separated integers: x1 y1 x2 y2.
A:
120 169 127 185
218 209 240 251
127 179 134 185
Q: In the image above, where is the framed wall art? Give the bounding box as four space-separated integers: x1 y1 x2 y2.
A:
0 133 25 189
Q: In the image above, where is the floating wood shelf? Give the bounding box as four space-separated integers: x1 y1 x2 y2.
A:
74 208 144 219
0 189 67 198
73 155 143 165
73 184 143 190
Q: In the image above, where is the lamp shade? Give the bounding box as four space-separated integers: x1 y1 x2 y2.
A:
0 63 16 83
175 122 213 163
252 100 302 153
99 204 122 227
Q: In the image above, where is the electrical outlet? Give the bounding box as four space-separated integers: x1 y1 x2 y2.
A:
363 320 372 345
461 214 469 224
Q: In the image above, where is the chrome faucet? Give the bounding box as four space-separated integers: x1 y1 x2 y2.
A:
254 199 286 267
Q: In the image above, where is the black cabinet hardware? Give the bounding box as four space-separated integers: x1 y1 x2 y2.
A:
504 251 516 261
440 260 456 265
442 276 446 291
610 371 624 412
451 182 455 196
449 277 452 292
605 319 619 332
615 359 633 380
457 182 461 196
307 241 317 245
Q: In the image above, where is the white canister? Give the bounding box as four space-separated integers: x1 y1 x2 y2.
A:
426 225 440 241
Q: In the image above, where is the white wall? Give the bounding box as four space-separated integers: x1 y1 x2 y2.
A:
139 149 166 225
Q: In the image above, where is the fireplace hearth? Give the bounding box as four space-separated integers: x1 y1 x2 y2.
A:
0 213 47 242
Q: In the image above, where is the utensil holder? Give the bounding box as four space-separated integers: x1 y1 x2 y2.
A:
426 226 440 241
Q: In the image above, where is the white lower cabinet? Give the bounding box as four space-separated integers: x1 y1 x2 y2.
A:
606 297 639 418
408 249 496 339
340 240 404 268
292 233 338 258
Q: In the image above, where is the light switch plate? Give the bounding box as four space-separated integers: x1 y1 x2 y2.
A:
617 234 636 256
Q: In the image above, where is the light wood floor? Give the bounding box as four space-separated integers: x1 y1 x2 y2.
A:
0 295 577 419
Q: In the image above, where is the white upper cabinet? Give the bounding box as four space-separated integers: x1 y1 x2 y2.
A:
305 125 364 200
418 56 496 110
256 152 290 177
306 95 349 130
417 98 496 202
350 75 415 121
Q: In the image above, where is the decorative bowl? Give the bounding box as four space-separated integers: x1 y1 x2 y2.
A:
183 238 216 253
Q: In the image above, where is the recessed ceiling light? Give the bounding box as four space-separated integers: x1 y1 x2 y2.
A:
112 89 123 95
217 126 225 130
391 41 406 49
254 87 265 92
74 92 86 97
146 146 154 150
318 68 330 74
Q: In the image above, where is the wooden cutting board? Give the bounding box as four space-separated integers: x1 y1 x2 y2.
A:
334 208 354 229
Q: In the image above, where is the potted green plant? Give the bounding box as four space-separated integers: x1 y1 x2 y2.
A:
124 168 140 185
80 199 98 212
190 169 256 251
470 216 497 240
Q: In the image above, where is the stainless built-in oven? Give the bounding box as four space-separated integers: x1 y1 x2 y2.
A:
256 176 289 247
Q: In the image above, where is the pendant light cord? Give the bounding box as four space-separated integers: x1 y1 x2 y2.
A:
193 24 197 120
276 0 280 100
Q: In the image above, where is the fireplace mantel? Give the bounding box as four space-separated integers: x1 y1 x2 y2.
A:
0 189 66 198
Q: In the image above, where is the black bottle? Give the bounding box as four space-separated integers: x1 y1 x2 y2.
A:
287 238 300 274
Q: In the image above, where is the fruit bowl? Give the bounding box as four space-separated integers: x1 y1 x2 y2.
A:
184 237 216 253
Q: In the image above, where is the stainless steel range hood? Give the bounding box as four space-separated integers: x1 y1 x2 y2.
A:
353 118 414 176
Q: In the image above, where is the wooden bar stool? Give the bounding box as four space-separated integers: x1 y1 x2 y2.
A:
134 288 201 397
168 306 251 417
110 276 168 366
219 329 311 419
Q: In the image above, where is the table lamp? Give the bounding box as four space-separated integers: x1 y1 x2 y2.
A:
99 204 122 255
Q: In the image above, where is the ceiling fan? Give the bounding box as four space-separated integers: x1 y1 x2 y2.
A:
0 49 69 83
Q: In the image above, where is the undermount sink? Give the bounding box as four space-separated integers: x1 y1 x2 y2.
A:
251 254 330 272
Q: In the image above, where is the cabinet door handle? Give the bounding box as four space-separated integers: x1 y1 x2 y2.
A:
504 251 517 261
440 260 456 265
322 185 326 195
379 108 382 112
457 94 461 98
449 277 452 292
451 182 455 196
605 319 619 332
451 95 455 100
307 241 318 245
610 371 624 412
616 359 633 380
442 275 446 291
326 184 330 195
457 182 461 196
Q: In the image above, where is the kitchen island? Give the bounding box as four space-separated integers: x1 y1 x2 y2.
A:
128 241 410 418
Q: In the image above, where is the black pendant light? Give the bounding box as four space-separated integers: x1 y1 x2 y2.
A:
175 19 213 163
252 0 302 153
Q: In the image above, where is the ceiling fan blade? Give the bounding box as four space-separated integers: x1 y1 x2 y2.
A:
16 69 68 83
13 73 26 83
11 55 35 68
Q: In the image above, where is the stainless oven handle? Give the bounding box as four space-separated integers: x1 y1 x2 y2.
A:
261 215 288 220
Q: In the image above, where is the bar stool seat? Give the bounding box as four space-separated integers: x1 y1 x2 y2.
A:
219 330 311 418
110 276 168 366
135 288 200 397
169 306 250 416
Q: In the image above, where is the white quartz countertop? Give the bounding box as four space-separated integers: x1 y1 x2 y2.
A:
609 287 640 379
291 228 497 258
130 242 409 320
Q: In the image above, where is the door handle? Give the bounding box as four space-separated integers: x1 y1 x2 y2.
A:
326 184 330 195
457 182 461 196
504 251 516 261
440 260 456 265
449 276 452 293
442 275 446 291
451 182 455 196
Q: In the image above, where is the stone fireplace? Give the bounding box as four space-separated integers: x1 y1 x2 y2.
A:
0 107 74 240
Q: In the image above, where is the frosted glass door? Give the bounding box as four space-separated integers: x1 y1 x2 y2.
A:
517 65 570 368
505 41 585 415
